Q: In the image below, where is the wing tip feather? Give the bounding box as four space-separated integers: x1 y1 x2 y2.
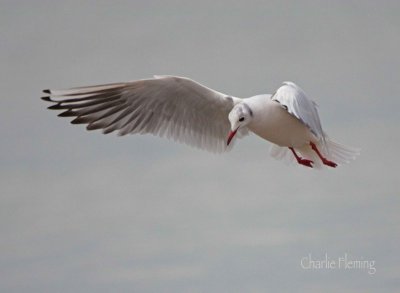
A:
58 110 76 117
47 104 62 110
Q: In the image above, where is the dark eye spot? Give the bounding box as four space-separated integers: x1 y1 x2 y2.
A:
239 117 245 122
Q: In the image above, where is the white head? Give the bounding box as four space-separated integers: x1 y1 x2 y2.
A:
227 103 253 145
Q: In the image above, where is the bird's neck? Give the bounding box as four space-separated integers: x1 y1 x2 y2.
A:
243 94 273 130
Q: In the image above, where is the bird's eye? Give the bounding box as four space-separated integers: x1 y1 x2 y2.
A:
239 117 245 122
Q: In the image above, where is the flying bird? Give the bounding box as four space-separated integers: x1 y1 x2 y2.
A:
42 75 359 168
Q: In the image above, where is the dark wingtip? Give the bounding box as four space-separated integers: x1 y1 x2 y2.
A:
41 96 52 101
102 128 115 134
48 104 62 110
58 110 76 117
71 116 91 124
43 89 51 94
86 122 105 131
71 118 81 124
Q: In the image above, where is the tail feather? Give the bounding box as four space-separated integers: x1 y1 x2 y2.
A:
325 139 360 164
270 138 360 168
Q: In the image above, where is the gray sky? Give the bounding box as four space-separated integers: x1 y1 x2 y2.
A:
1 1 399 292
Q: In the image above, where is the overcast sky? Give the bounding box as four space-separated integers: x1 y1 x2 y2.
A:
1 1 399 292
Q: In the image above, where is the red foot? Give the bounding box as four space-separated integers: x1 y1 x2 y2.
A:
289 147 314 168
310 142 337 168
322 159 337 168
299 158 314 168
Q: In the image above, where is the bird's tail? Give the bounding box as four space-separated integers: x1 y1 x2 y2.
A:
270 138 360 168
321 138 360 164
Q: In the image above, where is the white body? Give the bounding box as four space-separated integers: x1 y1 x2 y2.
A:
246 95 317 148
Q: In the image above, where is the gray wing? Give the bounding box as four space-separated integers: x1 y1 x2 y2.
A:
42 75 242 153
271 81 325 141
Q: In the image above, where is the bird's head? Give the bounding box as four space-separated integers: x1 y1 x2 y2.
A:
227 103 253 145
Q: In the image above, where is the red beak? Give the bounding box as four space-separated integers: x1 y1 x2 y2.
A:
227 129 238 146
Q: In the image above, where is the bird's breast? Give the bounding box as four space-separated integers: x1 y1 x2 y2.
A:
248 100 314 148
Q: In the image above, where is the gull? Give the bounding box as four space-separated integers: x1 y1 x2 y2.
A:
42 75 360 168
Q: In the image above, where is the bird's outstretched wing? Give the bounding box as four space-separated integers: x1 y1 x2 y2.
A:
42 76 244 153
271 81 325 141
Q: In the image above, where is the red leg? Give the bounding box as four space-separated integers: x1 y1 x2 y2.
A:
289 147 313 168
310 142 337 168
